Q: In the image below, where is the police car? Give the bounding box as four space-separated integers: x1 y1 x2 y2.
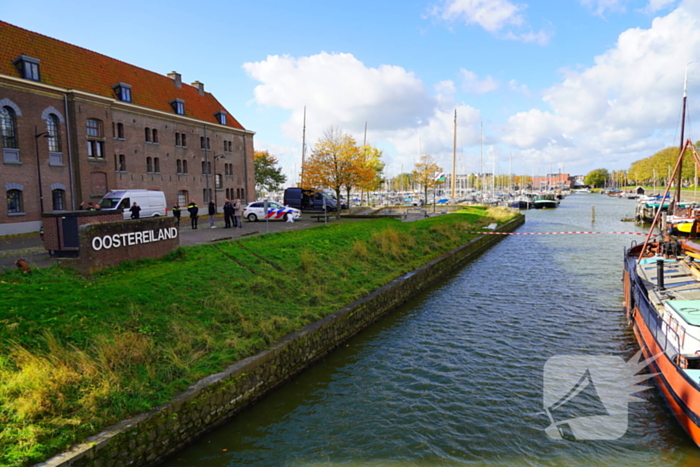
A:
243 201 301 222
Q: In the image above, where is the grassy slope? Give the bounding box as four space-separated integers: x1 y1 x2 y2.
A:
0 207 515 466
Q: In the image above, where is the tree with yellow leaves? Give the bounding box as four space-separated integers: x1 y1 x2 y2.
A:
412 154 442 204
302 127 377 210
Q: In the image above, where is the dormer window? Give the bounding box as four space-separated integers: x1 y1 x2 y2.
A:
170 99 185 115
13 55 40 82
215 111 227 125
113 83 132 103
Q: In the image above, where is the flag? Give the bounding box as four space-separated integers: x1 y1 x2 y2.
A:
434 172 446 182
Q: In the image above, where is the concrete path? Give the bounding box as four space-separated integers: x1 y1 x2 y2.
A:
0 215 361 272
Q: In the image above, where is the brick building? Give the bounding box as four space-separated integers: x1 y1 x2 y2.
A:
0 21 255 235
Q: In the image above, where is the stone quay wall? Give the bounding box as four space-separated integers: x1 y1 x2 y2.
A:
37 214 525 467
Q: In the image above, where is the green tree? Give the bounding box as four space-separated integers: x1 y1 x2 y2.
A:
584 168 609 188
254 151 287 195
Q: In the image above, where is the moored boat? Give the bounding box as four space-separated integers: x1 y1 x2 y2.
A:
533 193 559 209
623 234 700 446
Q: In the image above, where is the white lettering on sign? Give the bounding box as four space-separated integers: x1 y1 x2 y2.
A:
91 227 179 251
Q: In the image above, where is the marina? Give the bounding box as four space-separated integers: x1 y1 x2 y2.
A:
161 195 700 467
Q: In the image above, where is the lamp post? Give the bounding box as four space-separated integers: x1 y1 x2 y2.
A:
34 126 51 213
214 154 225 206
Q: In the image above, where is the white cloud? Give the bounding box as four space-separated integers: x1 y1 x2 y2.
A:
431 0 552 44
243 52 489 175
508 79 530 96
641 0 679 13
501 2 700 172
460 69 499 93
243 52 435 142
579 0 627 16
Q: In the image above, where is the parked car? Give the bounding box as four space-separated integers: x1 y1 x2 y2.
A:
283 187 338 212
98 190 167 219
243 201 301 222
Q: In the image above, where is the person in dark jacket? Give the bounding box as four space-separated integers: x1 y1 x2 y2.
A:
129 202 141 219
208 200 216 228
172 203 181 228
187 201 199 229
223 199 234 228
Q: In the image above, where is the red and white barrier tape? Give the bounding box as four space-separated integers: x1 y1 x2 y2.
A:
465 231 649 236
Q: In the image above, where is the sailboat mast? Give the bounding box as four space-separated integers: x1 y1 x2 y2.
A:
301 106 307 183
676 70 689 205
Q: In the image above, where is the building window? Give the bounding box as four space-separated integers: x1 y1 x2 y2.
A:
113 83 132 103
178 190 188 206
47 114 61 152
182 159 188 174
216 111 227 125
52 189 65 211
176 159 182 174
181 133 187 147
146 157 153 173
215 174 223 189
200 136 205 149
13 55 40 82
201 161 211 175
7 189 22 213
87 119 102 137
87 141 104 158
152 129 158 143
203 188 212 203
170 99 185 115
145 127 151 142
1 106 18 149
175 133 181 147
117 123 124 139
117 154 126 172
154 157 160 173
206 137 210 149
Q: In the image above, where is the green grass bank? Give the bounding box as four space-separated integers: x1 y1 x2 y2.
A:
0 207 516 467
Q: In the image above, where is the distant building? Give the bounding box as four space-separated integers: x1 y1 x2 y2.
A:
531 173 570 190
0 21 255 235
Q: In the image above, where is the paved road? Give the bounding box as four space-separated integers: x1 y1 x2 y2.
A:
0 214 355 272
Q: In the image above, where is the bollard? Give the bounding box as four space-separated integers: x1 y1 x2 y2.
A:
657 259 665 290
592 205 595 223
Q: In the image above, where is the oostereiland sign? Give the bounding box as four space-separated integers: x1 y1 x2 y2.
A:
74 217 179 275
91 227 178 251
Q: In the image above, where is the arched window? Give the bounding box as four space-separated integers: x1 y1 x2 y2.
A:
152 129 158 143
118 154 126 172
215 174 223 189
178 190 188 206
52 189 65 211
46 114 61 152
1 106 17 149
86 118 104 158
182 160 188 174
7 189 22 213
176 159 182 174
146 157 153 173
154 157 160 173
117 123 124 139
145 127 151 142
181 134 187 147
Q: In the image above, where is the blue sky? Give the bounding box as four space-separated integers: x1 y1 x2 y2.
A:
3 0 699 183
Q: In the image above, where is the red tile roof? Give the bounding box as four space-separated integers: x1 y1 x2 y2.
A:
0 21 246 131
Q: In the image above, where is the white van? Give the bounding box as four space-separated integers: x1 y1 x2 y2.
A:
98 190 167 219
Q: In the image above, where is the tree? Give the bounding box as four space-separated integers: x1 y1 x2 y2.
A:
356 145 385 205
584 168 609 188
412 154 442 203
254 151 286 195
302 127 370 214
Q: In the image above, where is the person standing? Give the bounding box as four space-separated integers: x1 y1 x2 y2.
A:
172 203 181 228
208 200 217 228
223 199 234 228
187 200 199 229
129 202 141 219
233 198 243 229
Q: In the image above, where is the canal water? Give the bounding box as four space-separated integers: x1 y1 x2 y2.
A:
161 195 700 466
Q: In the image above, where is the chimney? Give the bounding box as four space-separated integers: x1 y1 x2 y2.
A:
167 71 182 88
192 81 205 95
